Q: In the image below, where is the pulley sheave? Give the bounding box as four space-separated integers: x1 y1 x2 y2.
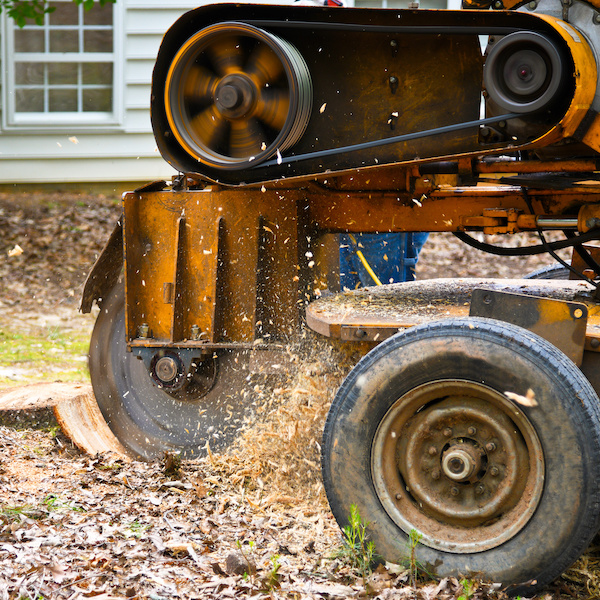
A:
164 22 312 170
483 31 567 114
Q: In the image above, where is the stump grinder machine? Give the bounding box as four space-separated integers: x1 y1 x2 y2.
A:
82 0 600 593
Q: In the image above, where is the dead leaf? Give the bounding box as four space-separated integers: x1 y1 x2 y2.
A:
505 388 538 407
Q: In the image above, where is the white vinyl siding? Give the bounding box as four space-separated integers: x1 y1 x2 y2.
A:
0 0 198 183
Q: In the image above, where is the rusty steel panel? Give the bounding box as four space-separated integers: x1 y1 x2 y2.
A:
123 188 303 346
306 278 600 363
469 288 588 365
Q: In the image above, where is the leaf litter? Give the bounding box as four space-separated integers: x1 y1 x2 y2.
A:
0 191 596 599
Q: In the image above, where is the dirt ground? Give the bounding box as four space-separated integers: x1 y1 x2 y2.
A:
0 191 598 599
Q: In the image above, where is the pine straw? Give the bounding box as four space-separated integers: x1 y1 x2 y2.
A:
202 327 368 507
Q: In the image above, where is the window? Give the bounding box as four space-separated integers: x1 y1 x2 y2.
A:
2 0 122 129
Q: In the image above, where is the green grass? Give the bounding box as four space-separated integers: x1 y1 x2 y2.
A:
0 321 91 389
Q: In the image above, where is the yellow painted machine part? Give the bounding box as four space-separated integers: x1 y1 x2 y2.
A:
520 13 598 145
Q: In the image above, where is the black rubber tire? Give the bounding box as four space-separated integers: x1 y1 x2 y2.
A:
321 317 600 595
524 263 570 280
89 282 254 460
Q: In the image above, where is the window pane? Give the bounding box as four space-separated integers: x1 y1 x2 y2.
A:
48 63 78 85
84 30 113 53
15 63 44 85
49 2 78 25
82 63 112 85
84 4 112 26
49 89 78 111
16 89 44 112
83 89 112 112
50 30 79 52
15 30 44 52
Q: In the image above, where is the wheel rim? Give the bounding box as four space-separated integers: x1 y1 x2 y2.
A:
164 22 312 170
372 380 544 553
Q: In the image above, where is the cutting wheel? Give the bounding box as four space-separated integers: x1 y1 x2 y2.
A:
164 21 312 169
89 282 254 459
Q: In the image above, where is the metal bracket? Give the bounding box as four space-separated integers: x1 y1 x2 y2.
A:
470 288 588 365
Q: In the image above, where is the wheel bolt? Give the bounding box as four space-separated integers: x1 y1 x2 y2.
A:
485 442 497 452
489 466 500 477
443 427 453 437
450 486 460 496
467 426 477 436
431 469 441 480
428 446 437 456
475 484 485 495
395 493 402 500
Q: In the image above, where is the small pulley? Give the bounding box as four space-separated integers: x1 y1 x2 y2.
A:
483 31 567 114
164 21 313 170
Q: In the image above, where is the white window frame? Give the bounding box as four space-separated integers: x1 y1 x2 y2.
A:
1 0 124 132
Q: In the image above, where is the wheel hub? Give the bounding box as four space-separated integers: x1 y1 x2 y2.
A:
373 380 544 552
215 74 256 118
441 444 482 482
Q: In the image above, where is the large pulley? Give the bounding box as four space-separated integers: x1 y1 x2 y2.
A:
164 21 312 170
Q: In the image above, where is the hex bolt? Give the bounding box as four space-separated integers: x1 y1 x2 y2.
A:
467 426 477 436
428 446 437 456
489 466 500 477
395 493 402 500
137 323 149 339
450 486 460 496
486 442 497 452
431 469 441 480
475 484 485 495
443 427 453 437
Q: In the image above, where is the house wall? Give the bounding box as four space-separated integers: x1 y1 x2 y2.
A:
0 0 455 185
0 1 202 184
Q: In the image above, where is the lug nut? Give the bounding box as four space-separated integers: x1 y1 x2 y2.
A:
485 442 497 452
428 446 437 456
475 484 485 495
443 427 453 437
431 469 441 480
450 486 460 496
395 493 402 500
489 466 500 477
467 426 477 436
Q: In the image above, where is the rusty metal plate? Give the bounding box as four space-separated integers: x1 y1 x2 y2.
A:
469 288 588 365
306 278 599 363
